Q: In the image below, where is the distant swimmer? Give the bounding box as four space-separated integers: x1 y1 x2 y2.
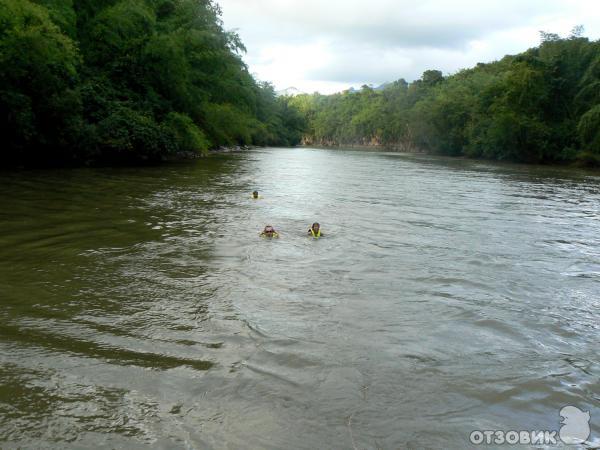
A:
308 222 322 238
260 225 279 238
252 191 260 199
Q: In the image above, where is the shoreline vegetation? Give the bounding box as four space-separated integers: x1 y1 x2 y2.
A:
0 0 305 168
165 145 263 161
0 0 597 169
300 141 426 154
290 29 600 169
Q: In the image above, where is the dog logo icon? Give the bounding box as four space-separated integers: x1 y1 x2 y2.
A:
560 406 591 445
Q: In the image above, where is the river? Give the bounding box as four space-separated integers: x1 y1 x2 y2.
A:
1 148 599 449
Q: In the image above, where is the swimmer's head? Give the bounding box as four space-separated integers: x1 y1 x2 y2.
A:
252 191 259 199
311 223 320 232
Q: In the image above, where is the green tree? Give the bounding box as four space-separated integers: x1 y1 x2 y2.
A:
0 0 305 166
0 0 80 164
294 32 600 166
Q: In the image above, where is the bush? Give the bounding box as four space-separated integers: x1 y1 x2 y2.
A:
96 107 175 162
577 105 600 153
163 112 210 154
575 151 600 167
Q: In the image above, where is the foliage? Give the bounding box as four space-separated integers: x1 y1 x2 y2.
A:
0 0 304 166
293 32 600 165
163 112 210 155
577 105 600 152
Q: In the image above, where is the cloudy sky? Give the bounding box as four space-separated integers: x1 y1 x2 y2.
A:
217 0 600 94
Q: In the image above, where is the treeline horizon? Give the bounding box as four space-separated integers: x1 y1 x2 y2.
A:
0 0 305 167
290 28 600 166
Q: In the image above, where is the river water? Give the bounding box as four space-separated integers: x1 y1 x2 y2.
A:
1 148 599 449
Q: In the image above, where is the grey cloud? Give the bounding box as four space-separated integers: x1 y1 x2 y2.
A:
221 0 566 50
217 0 599 92
303 45 413 84
303 44 471 84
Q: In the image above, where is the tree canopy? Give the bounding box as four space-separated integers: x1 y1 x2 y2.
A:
291 31 600 166
0 0 305 166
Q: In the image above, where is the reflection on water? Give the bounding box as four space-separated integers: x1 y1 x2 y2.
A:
0 148 599 448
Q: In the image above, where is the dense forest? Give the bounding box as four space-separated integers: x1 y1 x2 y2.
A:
0 0 305 166
291 29 600 166
2 1 599 168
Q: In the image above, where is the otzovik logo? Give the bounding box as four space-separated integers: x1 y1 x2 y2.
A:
559 406 591 445
469 406 592 446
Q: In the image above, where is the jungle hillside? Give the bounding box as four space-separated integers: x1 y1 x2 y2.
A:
0 0 306 166
291 29 600 166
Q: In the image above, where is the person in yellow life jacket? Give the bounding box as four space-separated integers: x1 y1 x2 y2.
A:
252 191 260 199
308 222 322 238
260 225 279 238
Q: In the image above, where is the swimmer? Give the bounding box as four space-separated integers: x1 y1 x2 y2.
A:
260 225 279 238
308 222 322 238
252 191 260 199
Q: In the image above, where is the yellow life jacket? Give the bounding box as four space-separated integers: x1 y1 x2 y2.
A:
310 228 321 238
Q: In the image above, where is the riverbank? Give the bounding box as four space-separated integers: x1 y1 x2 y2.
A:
301 140 425 153
289 36 600 168
301 143 600 169
210 145 265 154
163 145 258 162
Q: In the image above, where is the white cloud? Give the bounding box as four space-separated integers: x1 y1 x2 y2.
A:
217 0 600 93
